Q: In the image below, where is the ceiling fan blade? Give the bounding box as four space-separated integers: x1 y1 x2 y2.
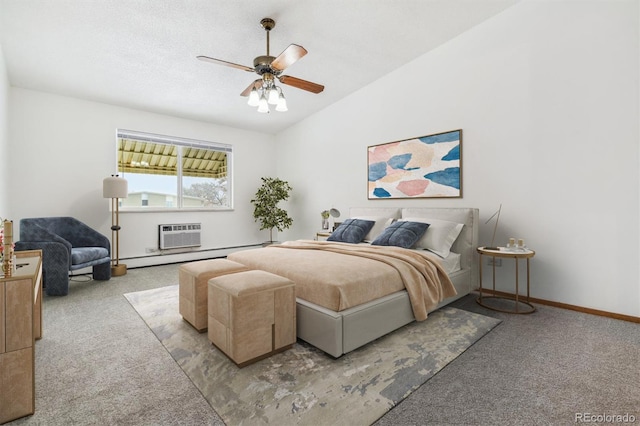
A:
278 75 324 94
270 44 308 71
240 80 263 97
196 55 254 72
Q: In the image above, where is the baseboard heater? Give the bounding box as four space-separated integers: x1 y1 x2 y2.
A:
159 223 202 249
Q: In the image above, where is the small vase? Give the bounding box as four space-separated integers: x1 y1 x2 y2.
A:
321 218 329 230
1 255 10 277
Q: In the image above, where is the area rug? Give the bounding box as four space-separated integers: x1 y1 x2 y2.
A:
124 285 501 426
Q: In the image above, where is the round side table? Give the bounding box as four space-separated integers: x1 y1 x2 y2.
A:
477 246 536 314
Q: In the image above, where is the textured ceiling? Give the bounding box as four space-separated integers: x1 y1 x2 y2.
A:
0 0 518 134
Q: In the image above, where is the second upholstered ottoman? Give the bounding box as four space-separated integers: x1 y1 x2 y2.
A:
207 270 296 367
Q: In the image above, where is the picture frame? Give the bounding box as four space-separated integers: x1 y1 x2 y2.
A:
367 129 462 199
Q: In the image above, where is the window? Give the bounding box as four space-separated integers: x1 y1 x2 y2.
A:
116 129 232 210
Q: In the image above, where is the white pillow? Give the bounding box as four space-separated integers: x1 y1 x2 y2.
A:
400 217 464 258
352 216 394 242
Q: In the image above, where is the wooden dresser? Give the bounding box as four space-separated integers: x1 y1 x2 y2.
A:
0 250 43 424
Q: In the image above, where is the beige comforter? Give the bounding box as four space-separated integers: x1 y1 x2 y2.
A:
227 240 456 321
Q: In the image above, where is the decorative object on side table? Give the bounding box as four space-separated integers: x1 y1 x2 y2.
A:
320 208 341 231
483 204 502 250
329 208 340 230
504 237 527 251
103 174 129 276
321 210 330 230
251 177 293 244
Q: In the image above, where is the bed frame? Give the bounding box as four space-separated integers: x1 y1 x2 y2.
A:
295 207 479 358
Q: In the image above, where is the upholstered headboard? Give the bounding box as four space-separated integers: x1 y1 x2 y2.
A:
349 207 479 287
349 207 401 220
400 208 479 272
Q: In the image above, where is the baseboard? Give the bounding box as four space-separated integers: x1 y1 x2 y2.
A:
475 289 640 324
70 244 262 275
121 244 262 268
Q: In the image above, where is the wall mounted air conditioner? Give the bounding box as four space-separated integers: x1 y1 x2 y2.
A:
158 223 202 249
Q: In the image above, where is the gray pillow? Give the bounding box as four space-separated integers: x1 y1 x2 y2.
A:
371 221 429 249
327 218 375 244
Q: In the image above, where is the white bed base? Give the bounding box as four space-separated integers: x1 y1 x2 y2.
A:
296 207 479 358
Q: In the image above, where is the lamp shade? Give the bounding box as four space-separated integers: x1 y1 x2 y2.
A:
267 86 279 105
248 87 260 107
275 93 288 112
257 93 269 113
103 175 128 199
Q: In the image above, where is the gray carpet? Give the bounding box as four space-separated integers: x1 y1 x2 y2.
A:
124 285 500 425
11 265 220 426
8 264 640 425
375 296 640 425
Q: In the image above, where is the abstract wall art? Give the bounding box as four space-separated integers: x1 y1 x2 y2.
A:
367 130 462 199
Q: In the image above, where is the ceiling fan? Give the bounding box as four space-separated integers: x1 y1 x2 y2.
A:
197 17 324 113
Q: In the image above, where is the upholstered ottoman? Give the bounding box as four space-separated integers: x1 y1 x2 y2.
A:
178 259 249 332
208 270 296 367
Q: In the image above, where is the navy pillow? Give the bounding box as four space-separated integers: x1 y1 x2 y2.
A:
371 221 430 249
327 218 375 244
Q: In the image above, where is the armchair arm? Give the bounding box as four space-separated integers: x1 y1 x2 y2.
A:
61 218 110 250
19 219 72 252
15 240 72 271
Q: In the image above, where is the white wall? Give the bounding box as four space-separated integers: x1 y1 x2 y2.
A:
8 88 277 265
277 0 640 317
4 1 638 316
0 41 10 218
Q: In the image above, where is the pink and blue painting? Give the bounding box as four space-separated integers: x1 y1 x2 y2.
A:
368 130 462 199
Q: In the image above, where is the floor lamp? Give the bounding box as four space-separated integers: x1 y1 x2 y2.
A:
103 174 128 276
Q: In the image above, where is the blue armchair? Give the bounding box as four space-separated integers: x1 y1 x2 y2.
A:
16 217 111 296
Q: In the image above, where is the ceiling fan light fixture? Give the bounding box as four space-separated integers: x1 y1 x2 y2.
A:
257 93 270 113
198 17 323 115
248 87 260 106
276 92 288 112
267 86 280 105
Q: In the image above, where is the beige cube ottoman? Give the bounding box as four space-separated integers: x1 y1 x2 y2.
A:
208 270 296 367
178 259 249 332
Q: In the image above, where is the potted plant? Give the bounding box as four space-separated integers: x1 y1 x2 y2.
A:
251 177 293 244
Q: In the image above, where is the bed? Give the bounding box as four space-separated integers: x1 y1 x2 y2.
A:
228 207 479 357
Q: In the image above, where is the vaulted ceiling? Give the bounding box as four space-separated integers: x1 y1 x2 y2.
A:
0 0 518 134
